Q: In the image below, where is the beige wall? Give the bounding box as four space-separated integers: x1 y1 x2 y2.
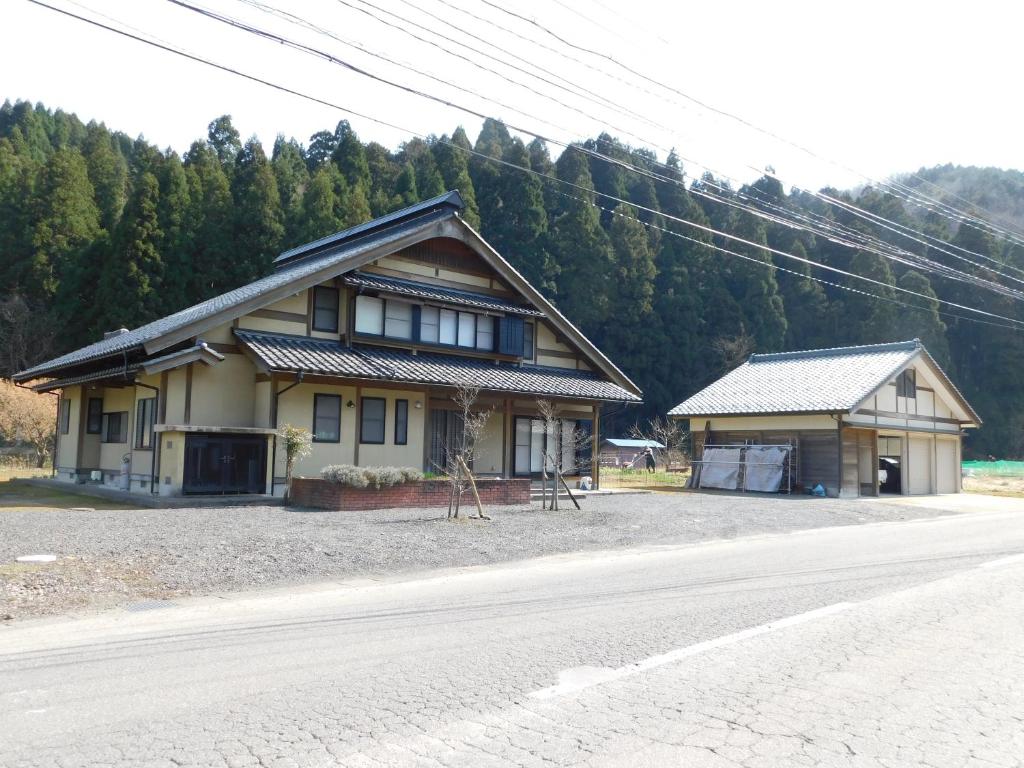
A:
273 383 427 478
164 368 187 425
692 414 837 432
535 322 577 370
55 386 81 473
474 411 504 475
188 354 256 427
357 387 426 468
253 380 272 428
98 386 134 473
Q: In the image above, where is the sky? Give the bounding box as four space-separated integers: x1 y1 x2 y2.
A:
4 0 1023 191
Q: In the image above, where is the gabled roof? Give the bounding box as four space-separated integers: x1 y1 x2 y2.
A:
273 190 465 267
234 330 641 402
602 438 665 449
16 191 641 398
14 206 451 381
668 339 979 424
344 272 544 316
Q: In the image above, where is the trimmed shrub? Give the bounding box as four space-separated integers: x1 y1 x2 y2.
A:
320 464 424 488
321 464 368 488
363 466 405 489
400 467 424 483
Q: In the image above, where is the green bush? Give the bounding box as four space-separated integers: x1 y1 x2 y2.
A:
320 464 424 488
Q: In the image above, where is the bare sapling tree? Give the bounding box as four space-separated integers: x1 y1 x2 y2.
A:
441 382 494 520
629 416 688 471
536 399 589 511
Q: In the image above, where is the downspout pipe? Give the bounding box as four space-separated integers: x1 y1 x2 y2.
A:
134 380 160 495
270 370 304 496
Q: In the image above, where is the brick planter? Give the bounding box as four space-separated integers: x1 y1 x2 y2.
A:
289 477 531 510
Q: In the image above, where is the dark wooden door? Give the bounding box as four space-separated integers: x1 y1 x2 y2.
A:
183 434 266 495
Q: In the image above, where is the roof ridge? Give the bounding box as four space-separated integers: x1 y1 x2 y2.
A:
273 190 464 267
749 339 920 363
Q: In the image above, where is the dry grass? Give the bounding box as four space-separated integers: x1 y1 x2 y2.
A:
0 466 51 482
0 480 137 511
963 474 1024 498
1 555 174 621
600 467 691 490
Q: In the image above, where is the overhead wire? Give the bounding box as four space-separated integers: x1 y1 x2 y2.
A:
485 0 1024 249
429 1 1024 274
23 0 1024 333
177 0 1024 303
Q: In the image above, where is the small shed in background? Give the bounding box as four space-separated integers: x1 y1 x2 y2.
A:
599 438 665 468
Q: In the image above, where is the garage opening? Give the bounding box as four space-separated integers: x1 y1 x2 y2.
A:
878 436 902 494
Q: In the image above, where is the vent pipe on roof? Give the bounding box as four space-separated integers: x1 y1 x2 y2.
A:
103 328 130 340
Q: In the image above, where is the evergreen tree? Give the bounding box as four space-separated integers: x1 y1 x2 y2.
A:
207 115 241 167
393 161 418 207
548 147 613 329
840 251 899 343
184 141 234 297
230 138 284 284
432 127 479 227
29 147 101 302
155 152 193 314
81 122 127 232
896 270 950 368
301 164 343 241
95 170 163 331
272 135 309 247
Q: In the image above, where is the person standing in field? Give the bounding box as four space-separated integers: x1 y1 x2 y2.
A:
644 446 656 473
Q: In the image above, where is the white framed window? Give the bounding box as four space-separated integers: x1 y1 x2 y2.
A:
457 312 475 347
355 295 384 335
439 309 458 345
420 306 440 343
476 316 494 351
384 300 413 339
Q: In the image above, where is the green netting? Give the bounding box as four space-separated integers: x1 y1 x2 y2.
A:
962 460 1024 477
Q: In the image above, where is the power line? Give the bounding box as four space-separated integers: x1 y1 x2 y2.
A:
176 0 1024 304
23 0 1024 332
485 0 1024 249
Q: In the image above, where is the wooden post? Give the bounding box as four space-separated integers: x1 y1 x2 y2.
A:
502 398 512 478
458 456 487 519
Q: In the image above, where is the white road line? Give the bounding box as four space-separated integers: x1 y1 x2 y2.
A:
978 553 1024 569
529 602 856 700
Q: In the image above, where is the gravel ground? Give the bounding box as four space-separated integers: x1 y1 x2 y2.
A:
0 492 963 621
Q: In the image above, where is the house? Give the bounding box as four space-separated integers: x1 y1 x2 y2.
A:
14 191 641 497
599 438 665 468
668 340 979 496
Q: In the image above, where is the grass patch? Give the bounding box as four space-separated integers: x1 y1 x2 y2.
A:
600 467 690 489
0 467 51 482
0 480 137 510
963 475 1024 498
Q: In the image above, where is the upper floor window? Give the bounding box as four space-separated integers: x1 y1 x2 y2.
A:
523 321 535 361
355 294 499 353
896 369 916 398
355 295 383 335
384 300 413 339
312 286 340 333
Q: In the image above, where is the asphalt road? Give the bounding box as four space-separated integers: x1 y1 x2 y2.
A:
2 505 1024 767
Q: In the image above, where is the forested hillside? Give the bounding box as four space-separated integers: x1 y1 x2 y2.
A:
2 100 1023 457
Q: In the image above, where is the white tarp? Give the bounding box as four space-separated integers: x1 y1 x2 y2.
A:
699 447 741 490
743 446 786 492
